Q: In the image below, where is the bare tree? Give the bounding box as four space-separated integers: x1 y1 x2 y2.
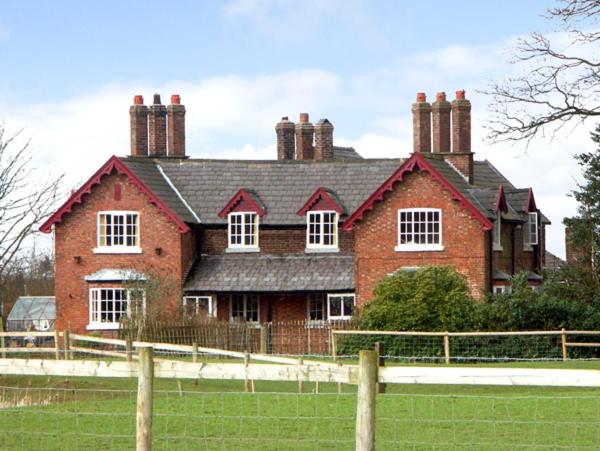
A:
0 125 63 287
484 0 600 145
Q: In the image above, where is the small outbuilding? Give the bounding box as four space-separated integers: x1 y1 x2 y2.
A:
6 296 55 332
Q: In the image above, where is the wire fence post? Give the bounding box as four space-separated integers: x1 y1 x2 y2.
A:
374 342 386 394
192 341 198 363
561 328 568 361
444 332 450 365
260 325 268 354
126 339 133 362
356 350 377 451
54 330 60 360
64 329 71 360
136 345 154 451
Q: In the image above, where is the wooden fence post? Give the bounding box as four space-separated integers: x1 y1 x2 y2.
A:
244 352 250 393
561 328 568 361
126 339 133 362
356 350 377 451
260 325 268 354
192 342 198 363
331 329 337 361
64 329 71 360
54 330 60 360
444 332 450 365
136 346 154 451
0 319 6 359
374 342 386 394
298 358 304 393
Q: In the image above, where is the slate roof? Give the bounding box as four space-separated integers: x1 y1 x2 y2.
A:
544 251 565 271
120 152 545 227
184 254 355 292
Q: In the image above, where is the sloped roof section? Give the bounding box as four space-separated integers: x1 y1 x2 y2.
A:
155 158 402 225
184 253 355 292
40 156 193 233
332 146 363 160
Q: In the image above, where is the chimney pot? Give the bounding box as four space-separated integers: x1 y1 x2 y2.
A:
134 95 144 105
299 113 309 123
170 94 181 105
416 92 427 102
436 92 447 102
456 90 466 100
153 93 162 105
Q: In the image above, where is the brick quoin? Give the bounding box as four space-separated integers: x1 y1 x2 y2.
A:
353 170 487 308
54 173 195 333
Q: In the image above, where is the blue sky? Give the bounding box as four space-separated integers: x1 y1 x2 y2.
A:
0 0 588 257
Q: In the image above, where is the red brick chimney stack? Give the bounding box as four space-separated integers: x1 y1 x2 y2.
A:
452 90 471 153
129 95 148 157
431 92 451 153
276 116 296 160
314 119 334 161
412 93 432 153
148 93 167 157
295 113 315 160
167 94 186 158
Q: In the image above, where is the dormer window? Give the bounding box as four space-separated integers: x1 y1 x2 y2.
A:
94 211 141 254
524 211 538 250
306 211 338 251
493 211 503 251
228 212 259 251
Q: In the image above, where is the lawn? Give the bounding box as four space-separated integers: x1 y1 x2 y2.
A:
0 360 599 450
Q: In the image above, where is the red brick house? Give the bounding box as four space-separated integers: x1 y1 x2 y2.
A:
41 91 549 333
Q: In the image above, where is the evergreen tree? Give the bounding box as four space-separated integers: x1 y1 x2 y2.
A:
564 123 600 291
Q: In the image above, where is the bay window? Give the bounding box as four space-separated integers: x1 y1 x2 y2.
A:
88 287 145 329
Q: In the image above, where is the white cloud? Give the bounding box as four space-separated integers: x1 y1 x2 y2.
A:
0 33 589 259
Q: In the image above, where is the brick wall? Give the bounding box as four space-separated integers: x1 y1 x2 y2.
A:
353 170 488 307
54 173 195 333
492 222 540 276
200 226 354 255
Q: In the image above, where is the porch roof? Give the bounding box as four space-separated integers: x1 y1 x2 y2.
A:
184 253 355 292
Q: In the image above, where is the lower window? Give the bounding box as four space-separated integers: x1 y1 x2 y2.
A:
327 294 355 320
307 293 326 321
230 294 259 322
89 288 145 329
183 296 215 318
493 285 511 294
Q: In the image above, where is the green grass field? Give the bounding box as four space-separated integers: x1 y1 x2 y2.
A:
1 360 599 450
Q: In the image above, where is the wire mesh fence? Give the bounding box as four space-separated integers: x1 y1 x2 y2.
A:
1 384 600 450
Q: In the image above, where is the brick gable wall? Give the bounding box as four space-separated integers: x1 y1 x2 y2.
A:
353 170 488 307
54 173 195 333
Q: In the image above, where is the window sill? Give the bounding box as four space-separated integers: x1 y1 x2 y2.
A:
87 323 120 331
93 246 142 255
305 247 339 254
328 316 353 321
395 244 444 252
493 245 504 252
225 247 260 253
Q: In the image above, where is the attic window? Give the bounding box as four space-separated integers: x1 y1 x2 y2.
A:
227 212 259 251
306 211 338 251
94 211 141 254
524 212 538 249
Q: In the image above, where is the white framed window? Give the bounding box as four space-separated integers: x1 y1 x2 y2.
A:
229 294 259 323
94 211 141 254
88 287 145 330
227 212 259 251
395 208 443 252
527 212 539 246
493 285 511 295
493 211 503 251
306 211 338 251
327 293 355 320
307 293 326 322
183 296 215 318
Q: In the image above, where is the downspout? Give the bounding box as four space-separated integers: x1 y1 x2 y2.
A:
487 231 494 293
511 225 516 275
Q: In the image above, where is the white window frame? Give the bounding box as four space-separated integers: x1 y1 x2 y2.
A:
229 294 260 323
493 285 511 295
227 212 259 252
327 293 355 321
88 287 145 330
307 293 326 323
94 211 142 254
528 212 539 246
306 211 339 252
395 208 443 252
493 211 503 251
183 296 216 318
